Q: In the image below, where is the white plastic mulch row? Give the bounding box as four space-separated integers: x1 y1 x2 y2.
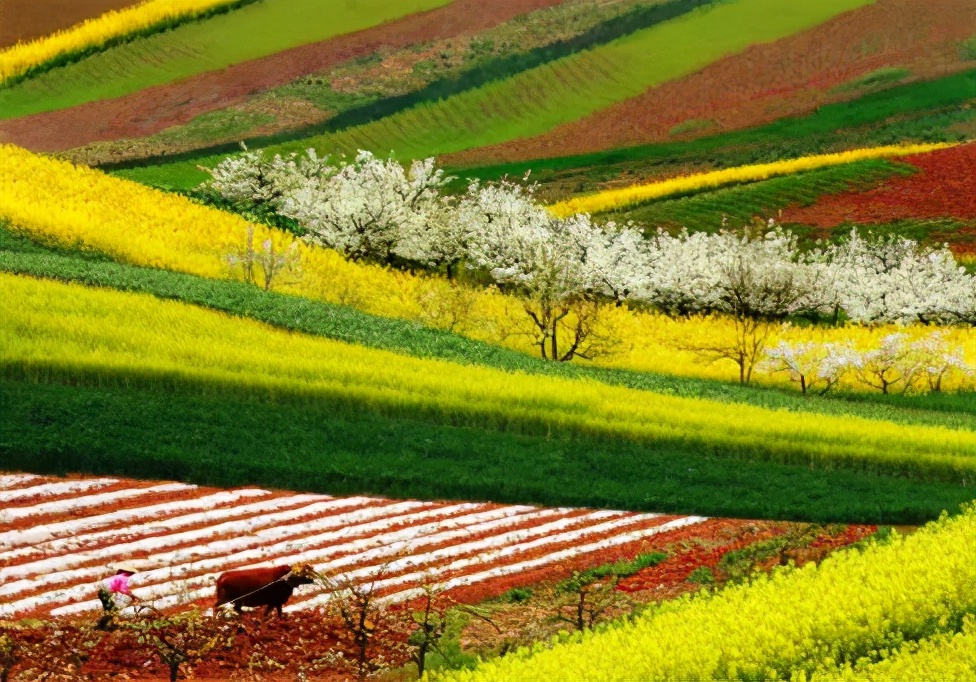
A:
0 472 703 619
0 494 356 582
0 488 271 551
43 502 497 617
0 474 42 490
373 516 707 607
2 483 194 523
0 496 411 593
0 478 117 503
99 505 559 613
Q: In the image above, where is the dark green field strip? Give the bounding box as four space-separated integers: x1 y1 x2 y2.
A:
454 69 976 192
2 379 972 524
609 159 912 233
3 228 976 433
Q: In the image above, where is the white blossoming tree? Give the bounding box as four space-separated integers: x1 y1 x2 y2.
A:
826 230 976 325
761 340 858 395
651 226 828 384
201 147 976 374
278 151 453 265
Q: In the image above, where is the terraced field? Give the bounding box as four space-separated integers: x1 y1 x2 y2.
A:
781 141 976 259
114 0 873 189
0 0 451 121
0 472 706 619
0 0 567 153
446 0 976 167
2 1 976 678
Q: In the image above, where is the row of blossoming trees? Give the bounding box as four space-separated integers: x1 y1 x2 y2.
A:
203 148 976 387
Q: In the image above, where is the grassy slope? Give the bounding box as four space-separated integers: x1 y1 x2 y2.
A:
453 69 976 192
609 158 912 233
114 0 872 189
4 379 972 524
2 226 974 433
3 234 975 523
0 0 451 120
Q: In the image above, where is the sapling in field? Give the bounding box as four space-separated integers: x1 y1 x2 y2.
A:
120 605 227 682
761 340 857 395
226 225 301 291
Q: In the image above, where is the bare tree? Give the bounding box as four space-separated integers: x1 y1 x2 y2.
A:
227 225 301 291
121 605 226 682
317 566 408 680
405 583 451 679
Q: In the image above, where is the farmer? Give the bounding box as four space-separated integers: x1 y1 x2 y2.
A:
97 561 141 628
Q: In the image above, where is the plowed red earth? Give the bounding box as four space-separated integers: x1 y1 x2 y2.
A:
444 0 976 167
0 0 567 153
0 472 875 680
781 142 976 228
0 0 137 49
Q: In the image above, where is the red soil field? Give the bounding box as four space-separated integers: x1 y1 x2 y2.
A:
444 0 976 167
0 0 568 153
781 142 976 227
3 511 873 680
0 0 137 49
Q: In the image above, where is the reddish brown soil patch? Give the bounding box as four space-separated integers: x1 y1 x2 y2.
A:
0 0 567 152
444 0 976 167
0 0 138 49
782 141 976 226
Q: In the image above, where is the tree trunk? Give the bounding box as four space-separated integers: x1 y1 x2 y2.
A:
415 644 428 679
169 662 179 682
550 318 559 362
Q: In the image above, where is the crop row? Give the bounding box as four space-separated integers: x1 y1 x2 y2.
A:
5 234 973 432
0 472 699 618
433 505 976 681
612 158 908 233
782 141 976 228
5 272 976 483
0 0 244 87
125 0 872 186
3 144 972 389
547 143 952 216
0 0 450 121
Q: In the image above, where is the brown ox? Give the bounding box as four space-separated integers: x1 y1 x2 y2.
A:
214 564 316 617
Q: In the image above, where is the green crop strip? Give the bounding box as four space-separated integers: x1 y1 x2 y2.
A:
453 69 976 190
3 226 975 434
0 0 452 120
113 0 874 189
608 158 912 233
98 0 713 172
3 379 973 524
0 0 261 90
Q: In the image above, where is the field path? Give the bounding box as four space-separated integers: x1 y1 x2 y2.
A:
0 472 709 619
0 0 564 153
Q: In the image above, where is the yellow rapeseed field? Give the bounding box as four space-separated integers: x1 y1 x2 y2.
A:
5 272 976 482
431 507 976 681
547 143 955 217
0 144 972 392
810 618 976 681
0 0 239 84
